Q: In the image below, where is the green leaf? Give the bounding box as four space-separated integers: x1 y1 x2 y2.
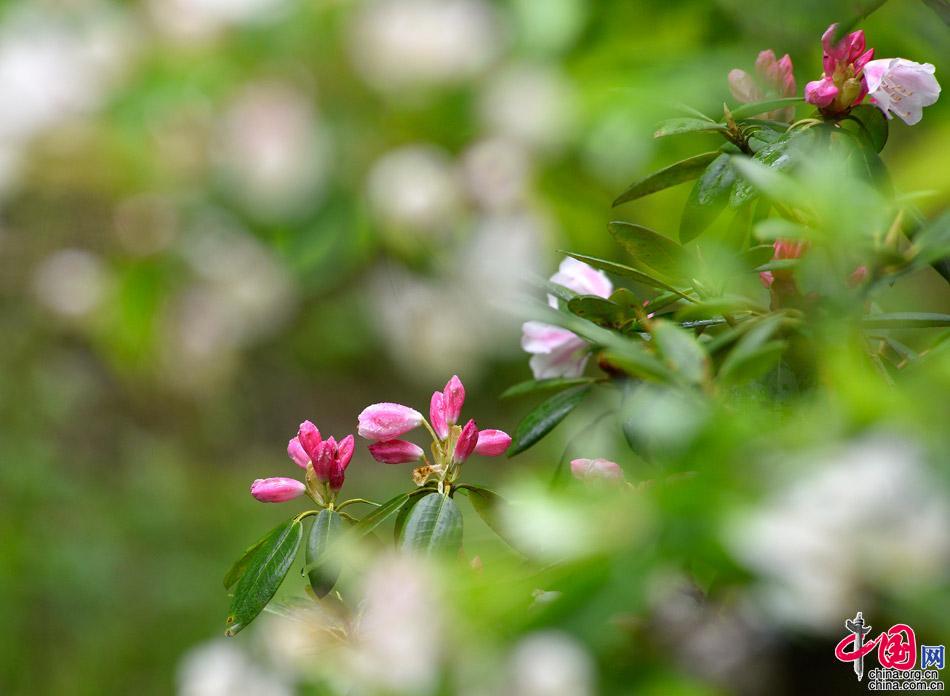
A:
393 488 434 542
654 118 727 138
755 218 809 241
613 152 719 207
674 295 764 321
910 211 950 267
456 485 519 551
718 313 787 384
225 518 303 636
861 312 950 329
742 244 777 269
501 377 595 399
730 138 795 207
609 222 687 282
652 319 709 385
303 510 344 598
921 0 950 25
845 104 888 153
679 154 737 243
600 345 673 382
353 492 412 536
561 251 690 298
224 522 283 590
399 492 463 556
567 295 625 327
727 97 803 121
509 384 592 456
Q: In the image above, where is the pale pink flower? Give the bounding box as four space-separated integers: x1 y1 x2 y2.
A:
474 429 511 456
442 375 465 425
453 419 479 464
251 477 306 502
287 436 310 469
521 258 613 379
570 458 624 482
358 402 424 440
368 439 426 464
864 58 940 125
804 24 875 116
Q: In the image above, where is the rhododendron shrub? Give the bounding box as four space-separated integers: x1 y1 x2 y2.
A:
221 19 948 680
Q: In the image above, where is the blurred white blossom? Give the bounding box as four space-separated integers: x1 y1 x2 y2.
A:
148 0 288 42
349 0 502 92
32 249 110 319
727 435 950 630
478 64 576 153
113 193 180 257
177 639 292 696
461 137 532 212
506 631 594 696
367 144 462 236
215 82 331 219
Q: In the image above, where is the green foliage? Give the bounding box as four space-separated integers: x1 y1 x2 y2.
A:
509 384 593 455
399 492 464 556
304 509 344 598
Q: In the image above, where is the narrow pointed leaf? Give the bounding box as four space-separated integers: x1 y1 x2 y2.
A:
727 97 803 121
609 222 687 282
225 518 303 636
613 152 719 207
509 384 592 456
353 492 412 536
304 509 344 598
501 377 595 400
679 153 737 243
652 319 709 385
654 118 728 138
861 312 950 328
224 521 286 590
399 492 463 555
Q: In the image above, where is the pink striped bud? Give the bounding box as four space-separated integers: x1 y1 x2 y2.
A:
358 402 424 440
368 439 425 464
297 420 322 461
570 458 624 482
430 391 449 440
473 429 511 456
442 375 465 425
251 477 306 502
453 419 479 464
311 437 336 484
287 436 310 469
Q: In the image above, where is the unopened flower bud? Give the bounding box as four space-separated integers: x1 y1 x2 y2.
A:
251 477 306 502
473 429 512 456
443 375 465 425
297 420 322 460
452 419 479 464
570 458 624 482
287 436 310 469
368 439 426 464
430 391 449 440
358 402 424 440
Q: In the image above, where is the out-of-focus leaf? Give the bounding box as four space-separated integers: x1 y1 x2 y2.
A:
600 345 673 383
922 0 950 24
609 222 688 282
727 97 803 121
680 154 738 243
654 118 727 138
509 384 592 455
456 485 520 551
845 104 889 152
399 492 463 556
730 137 795 207
562 252 689 297
675 296 765 321
613 152 719 207
861 313 950 328
501 377 595 399
567 295 625 326
910 211 950 267
755 218 809 241
718 314 788 383
652 319 709 385
225 518 302 636
741 244 777 269
304 509 343 598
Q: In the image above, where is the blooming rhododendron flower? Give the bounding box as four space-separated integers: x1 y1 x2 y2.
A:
804 24 874 116
361 375 510 488
570 458 624 482
729 50 797 121
522 258 613 379
864 58 940 125
251 420 355 505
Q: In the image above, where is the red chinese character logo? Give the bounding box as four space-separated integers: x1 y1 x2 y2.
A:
877 624 917 670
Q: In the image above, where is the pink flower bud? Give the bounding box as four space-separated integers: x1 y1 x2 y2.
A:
728 68 761 103
473 429 511 456
287 436 310 469
443 375 465 425
570 458 624 482
251 477 306 502
358 402 423 440
311 437 336 484
430 391 449 440
453 419 479 464
368 439 425 464
297 420 322 461
336 434 355 472
805 77 839 108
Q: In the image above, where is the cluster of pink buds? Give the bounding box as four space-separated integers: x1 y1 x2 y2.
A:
804 24 875 116
729 50 797 121
759 238 808 290
250 421 354 506
358 375 511 490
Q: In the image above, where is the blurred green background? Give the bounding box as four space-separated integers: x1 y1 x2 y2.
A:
0 0 947 693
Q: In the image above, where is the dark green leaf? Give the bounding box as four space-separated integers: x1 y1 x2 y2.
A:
921 0 950 25
679 154 737 243
600 346 673 383
304 509 344 598
393 488 434 542
509 384 592 455
399 492 463 556
609 222 688 282
652 320 709 385
846 104 889 153
727 97 803 121
353 492 412 536
654 118 727 138
861 312 950 328
730 138 795 207
718 313 787 384
225 518 303 636
613 152 719 207
501 377 595 399
741 244 777 269
224 522 285 590
567 295 625 326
